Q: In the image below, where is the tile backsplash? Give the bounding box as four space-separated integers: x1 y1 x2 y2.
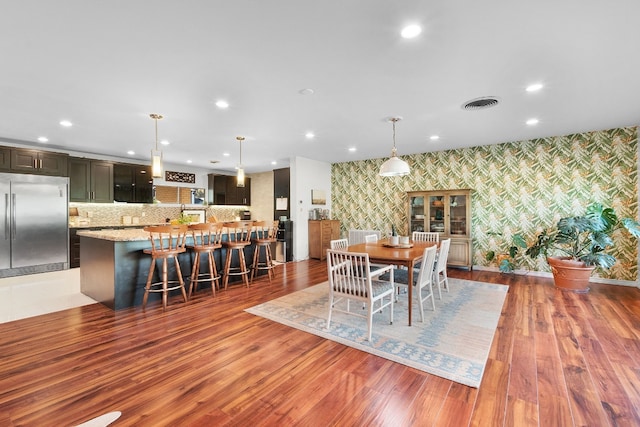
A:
68 203 248 227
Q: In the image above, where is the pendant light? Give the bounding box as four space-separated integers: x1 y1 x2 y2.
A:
150 113 164 178
236 136 245 187
379 117 410 177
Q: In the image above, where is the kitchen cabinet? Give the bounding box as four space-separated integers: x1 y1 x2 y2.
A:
407 189 472 269
69 157 114 203
113 163 153 203
208 174 251 205
10 147 68 176
0 147 10 171
308 219 340 260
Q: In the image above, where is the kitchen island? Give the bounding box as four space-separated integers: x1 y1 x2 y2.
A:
78 228 256 310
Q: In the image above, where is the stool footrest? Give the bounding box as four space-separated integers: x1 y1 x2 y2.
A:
146 280 187 293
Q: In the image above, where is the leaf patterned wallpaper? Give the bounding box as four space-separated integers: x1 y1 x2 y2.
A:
331 126 638 281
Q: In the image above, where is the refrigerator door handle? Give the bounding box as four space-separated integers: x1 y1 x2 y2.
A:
11 193 16 239
4 193 8 240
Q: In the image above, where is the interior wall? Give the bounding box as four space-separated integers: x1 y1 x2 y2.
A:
291 156 332 261
331 126 639 282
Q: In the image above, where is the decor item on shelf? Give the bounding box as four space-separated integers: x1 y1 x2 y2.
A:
149 113 163 178
165 170 196 183
379 117 410 177
236 136 245 187
525 202 640 292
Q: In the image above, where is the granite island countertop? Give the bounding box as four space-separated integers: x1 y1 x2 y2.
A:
76 228 150 242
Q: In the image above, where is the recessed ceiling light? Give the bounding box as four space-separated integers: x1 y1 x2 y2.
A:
305 132 315 139
429 135 440 141
160 139 170 146
37 136 48 143
401 24 422 39
59 120 73 127
186 160 192 164
271 161 277 165
526 83 544 92
348 147 356 152
127 150 135 155
223 152 230 157
526 118 539 125
215 100 229 109
299 88 314 95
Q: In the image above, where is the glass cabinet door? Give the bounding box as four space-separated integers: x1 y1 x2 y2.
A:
448 193 468 236
428 196 445 233
409 195 425 233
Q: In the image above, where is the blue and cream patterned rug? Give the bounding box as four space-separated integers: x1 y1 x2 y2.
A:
246 278 508 388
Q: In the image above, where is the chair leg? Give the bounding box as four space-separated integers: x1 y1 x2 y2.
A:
207 252 217 296
238 249 249 288
189 252 200 298
173 255 188 304
161 258 168 311
223 250 233 290
143 257 156 308
265 244 275 281
250 245 260 283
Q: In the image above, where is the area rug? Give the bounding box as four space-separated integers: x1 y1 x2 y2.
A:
245 278 508 388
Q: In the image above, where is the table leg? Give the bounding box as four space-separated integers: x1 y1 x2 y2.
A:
407 262 413 326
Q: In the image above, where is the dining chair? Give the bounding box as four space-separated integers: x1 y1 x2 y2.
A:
326 249 395 341
412 231 439 242
387 245 438 322
330 238 349 250
364 234 378 243
434 238 451 299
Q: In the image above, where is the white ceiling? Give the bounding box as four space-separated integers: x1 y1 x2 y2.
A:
2 1 640 174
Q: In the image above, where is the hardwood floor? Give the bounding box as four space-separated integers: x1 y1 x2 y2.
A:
1 261 639 426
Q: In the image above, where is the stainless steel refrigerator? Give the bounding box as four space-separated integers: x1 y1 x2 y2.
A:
1 173 69 278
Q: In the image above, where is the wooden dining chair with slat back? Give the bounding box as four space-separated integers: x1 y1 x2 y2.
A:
187 222 224 297
142 224 189 310
412 231 439 242
222 221 252 289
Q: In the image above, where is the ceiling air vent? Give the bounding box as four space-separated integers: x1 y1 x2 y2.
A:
462 96 500 110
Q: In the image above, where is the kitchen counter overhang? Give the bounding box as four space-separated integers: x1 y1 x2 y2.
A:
78 228 257 309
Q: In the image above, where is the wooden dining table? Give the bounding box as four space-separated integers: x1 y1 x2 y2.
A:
347 239 437 326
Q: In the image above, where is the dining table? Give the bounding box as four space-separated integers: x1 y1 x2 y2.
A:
347 239 437 326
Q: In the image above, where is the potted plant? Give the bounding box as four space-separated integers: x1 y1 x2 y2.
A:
525 202 640 292
485 232 527 273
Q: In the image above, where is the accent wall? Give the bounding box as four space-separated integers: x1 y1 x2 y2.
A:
331 126 638 282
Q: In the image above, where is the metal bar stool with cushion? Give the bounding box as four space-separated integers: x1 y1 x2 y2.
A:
187 222 224 297
222 221 252 289
250 220 279 283
142 224 189 310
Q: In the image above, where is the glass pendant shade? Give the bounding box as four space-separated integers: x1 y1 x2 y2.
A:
379 117 410 177
150 113 164 179
151 149 163 178
236 136 245 187
237 167 245 187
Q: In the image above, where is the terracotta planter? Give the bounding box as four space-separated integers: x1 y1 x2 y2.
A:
547 256 594 293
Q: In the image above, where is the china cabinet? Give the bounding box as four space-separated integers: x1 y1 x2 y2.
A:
407 189 472 269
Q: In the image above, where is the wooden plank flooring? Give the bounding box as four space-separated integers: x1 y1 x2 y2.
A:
1 261 639 426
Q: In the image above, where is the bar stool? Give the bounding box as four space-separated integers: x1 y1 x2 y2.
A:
142 224 189 310
250 220 279 283
187 222 223 298
222 221 252 289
